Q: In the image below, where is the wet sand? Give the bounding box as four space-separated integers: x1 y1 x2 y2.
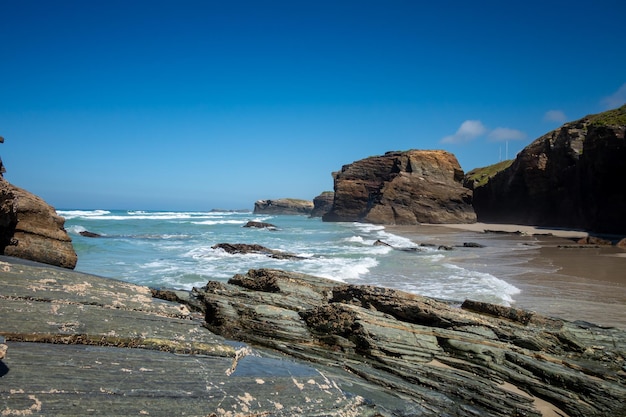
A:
387 223 626 329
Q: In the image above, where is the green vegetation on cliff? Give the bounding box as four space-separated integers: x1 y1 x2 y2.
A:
587 104 626 126
465 159 513 188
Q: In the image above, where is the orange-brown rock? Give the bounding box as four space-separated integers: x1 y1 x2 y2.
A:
323 150 476 224
0 177 77 268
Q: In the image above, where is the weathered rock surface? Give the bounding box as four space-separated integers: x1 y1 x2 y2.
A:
190 268 626 417
323 149 477 224
309 191 334 217
253 198 314 215
469 105 626 234
211 242 304 260
0 177 77 269
242 220 277 229
0 257 374 416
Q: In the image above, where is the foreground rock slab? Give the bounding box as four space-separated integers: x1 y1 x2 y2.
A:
189 268 626 417
0 257 374 416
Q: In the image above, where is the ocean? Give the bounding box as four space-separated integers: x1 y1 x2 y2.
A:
60 209 546 307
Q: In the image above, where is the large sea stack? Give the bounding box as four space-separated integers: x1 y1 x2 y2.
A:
468 105 626 234
323 149 476 224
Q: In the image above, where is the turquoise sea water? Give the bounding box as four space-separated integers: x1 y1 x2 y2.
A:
60 209 539 306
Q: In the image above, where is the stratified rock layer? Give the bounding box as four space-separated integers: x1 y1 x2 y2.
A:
253 198 314 215
471 105 626 234
193 268 626 417
323 150 476 224
0 178 77 268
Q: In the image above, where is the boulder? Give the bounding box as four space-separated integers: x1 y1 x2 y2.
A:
0 178 77 269
323 150 476 224
470 105 626 234
309 191 334 217
253 198 314 215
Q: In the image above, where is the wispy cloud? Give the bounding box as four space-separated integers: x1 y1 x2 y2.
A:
543 110 567 123
487 127 527 142
601 83 626 109
440 120 487 144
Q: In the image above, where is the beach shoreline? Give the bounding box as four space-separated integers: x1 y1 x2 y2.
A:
386 222 626 329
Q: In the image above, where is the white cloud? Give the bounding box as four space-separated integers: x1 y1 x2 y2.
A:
488 127 527 142
543 110 567 123
441 120 487 144
602 83 626 109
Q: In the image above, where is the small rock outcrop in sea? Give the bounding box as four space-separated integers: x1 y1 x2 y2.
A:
211 243 304 260
188 268 626 417
242 220 277 230
467 104 626 234
253 198 314 215
0 177 77 269
323 150 476 224
309 191 334 217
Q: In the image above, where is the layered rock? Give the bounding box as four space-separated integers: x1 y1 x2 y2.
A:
323 150 476 224
309 191 334 217
188 268 626 417
253 198 314 215
470 105 626 234
0 178 77 269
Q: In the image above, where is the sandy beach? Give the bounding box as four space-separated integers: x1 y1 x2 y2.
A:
387 223 626 329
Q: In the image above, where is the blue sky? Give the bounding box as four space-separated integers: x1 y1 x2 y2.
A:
1 0 625 211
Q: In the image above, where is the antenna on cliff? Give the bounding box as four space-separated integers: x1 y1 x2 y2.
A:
505 140 508 160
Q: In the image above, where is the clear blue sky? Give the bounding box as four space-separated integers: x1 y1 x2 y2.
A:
2 0 625 211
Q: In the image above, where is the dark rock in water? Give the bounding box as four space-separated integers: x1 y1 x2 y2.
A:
211 243 304 260
310 191 334 217
438 245 454 250
462 241 485 248
192 268 626 417
323 149 476 224
243 220 277 229
374 239 422 252
79 230 102 238
0 178 77 269
253 198 314 215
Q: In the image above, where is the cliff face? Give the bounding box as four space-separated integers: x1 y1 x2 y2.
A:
309 191 334 217
323 150 476 224
0 177 77 269
472 105 626 234
253 198 314 215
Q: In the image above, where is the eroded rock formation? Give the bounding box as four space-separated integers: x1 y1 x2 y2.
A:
470 105 626 234
253 198 314 215
309 191 334 217
0 178 77 269
187 268 626 417
323 150 476 224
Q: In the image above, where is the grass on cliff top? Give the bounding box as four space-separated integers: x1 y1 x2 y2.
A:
587 104 626 126
465 159 513 188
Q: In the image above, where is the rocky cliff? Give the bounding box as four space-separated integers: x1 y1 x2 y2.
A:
469 105 626 234
0 178 77 269
309 191 334 217
253 198 314 215
323 150 476 224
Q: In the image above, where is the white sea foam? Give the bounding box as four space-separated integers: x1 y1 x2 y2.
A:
58 209 111 219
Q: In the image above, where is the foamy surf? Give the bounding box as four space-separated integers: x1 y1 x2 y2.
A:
63 209 533 306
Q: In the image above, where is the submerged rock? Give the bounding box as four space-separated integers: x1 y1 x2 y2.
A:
211 243 304 260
